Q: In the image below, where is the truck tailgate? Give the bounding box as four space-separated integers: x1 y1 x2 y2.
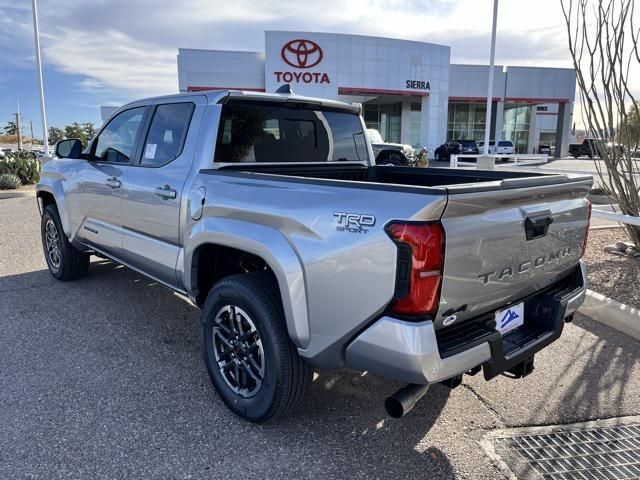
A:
436 174 592 327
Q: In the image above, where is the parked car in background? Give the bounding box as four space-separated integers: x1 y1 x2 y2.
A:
434 141 459 161
569 139 598 158
477 140 515 157
569 139 624 158
538 144 552 156
496 140 515 155
456 139 479 155
366 129 415 166
434 139 478 161
477 140 496 154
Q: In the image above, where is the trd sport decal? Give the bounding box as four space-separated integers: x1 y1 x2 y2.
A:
333 212 376 234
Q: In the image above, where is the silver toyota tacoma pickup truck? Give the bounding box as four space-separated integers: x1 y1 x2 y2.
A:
37 89 592 422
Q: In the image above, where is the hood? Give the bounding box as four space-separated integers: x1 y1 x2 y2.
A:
371 142 414 153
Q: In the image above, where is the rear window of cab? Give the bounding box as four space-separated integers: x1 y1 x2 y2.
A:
215 101 368 163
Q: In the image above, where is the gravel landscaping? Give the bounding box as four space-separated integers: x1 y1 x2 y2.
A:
584 227 640 308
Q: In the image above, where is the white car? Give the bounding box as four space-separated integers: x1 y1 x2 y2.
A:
496 140 515 155
366 129 415 165
477 140 515 156
477 140 496 154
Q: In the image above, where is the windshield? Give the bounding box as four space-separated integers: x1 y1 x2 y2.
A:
215 101 368 163
457 140 477 147
498 141 513 147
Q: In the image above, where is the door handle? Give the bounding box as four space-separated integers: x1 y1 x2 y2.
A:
154 184 177 199
105 177 121 189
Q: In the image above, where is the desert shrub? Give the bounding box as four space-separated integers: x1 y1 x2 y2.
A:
0 151 41 184
0 173 21 190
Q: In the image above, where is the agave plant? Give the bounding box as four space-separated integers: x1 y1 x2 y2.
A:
0 173 22 190
0 151 41 184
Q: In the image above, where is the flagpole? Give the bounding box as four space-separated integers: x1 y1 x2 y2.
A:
31 0 49 157
482 0 499 156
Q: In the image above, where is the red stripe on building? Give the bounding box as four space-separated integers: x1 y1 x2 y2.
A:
449 96 501 102
338 87 429 97
449 96 569 104
505 97 569 103
186 86 266 92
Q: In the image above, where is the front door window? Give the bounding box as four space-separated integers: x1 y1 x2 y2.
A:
93 107 146 163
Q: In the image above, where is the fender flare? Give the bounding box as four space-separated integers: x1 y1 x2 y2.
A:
183 217 310 349
36 182 73 239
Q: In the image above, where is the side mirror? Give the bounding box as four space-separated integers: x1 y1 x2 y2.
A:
55 138 83 159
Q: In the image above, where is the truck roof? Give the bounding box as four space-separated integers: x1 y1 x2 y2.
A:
118 89 362 115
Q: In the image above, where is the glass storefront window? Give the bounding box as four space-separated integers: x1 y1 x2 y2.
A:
410 103 421 147
502 105 531 153
363 103 402 143
446 102 486 142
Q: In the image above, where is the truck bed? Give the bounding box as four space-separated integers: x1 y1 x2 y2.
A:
213 163 584 193
200 163 591 355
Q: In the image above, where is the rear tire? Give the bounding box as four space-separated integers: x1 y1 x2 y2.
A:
201 272 313 423
41 204 90 281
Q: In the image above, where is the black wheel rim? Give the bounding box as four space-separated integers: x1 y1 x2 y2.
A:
212 305 265 398
45 219 61 269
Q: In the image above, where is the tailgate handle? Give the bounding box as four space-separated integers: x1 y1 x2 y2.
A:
524 214 554 240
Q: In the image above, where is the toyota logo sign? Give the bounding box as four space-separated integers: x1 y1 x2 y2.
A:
281 39 323 69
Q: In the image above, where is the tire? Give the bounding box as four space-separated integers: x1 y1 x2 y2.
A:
201 272 313 423
377 151 405 166
41 204 90 281
387 152 406 166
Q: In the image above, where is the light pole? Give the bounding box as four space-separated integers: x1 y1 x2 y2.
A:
482 0 499 157
31 0 49 157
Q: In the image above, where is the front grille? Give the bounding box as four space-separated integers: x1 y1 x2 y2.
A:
485 418 640 479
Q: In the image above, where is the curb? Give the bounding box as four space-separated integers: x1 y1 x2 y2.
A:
0 187 36 200
579 289 640 340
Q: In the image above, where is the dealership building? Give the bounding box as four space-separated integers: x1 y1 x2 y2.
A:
174 31 576 157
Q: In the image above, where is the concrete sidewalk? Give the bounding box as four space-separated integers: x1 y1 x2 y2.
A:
1 194 638 480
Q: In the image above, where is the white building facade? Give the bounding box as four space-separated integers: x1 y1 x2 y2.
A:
177 31 576 157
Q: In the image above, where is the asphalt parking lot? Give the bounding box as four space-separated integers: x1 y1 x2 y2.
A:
1 191 639 479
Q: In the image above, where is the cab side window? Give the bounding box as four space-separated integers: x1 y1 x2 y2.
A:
94 107 146 163
141 103 194 167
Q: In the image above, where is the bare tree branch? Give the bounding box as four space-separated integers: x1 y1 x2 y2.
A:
561 0 640 246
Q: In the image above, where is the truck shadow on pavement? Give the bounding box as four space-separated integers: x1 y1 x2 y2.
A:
1 260 457 479
538 314 639 422
516 312 640 426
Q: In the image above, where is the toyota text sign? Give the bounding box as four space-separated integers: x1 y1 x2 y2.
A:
274 39 330 85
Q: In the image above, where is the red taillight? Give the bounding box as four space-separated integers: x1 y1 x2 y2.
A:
386 222 445 316
580 199 592 257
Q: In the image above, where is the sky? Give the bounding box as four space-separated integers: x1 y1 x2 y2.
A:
0 0 600 138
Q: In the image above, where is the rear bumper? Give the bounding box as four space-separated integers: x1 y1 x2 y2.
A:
345 261 587 385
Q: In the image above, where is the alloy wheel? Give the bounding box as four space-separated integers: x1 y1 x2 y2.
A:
212 305 265 398
45 219 61 269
